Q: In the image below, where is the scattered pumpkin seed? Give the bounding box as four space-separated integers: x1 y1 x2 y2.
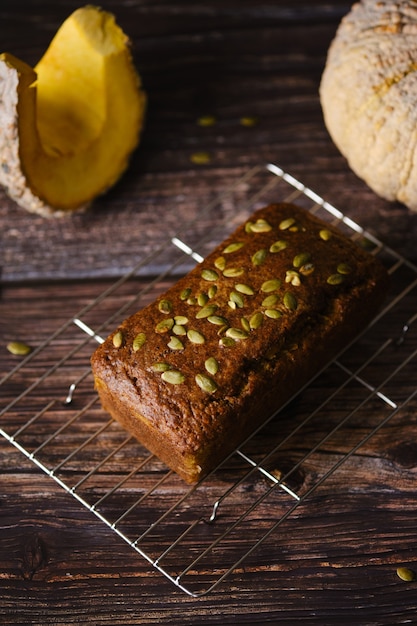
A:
293 252 311 268
162 369 185 385
112 330 124 348
226 327 249 340
241 317 251 332
187 329 205 344
158 299 172 314
327 273 345 285
187 296 198 305
217 324 228 336
168 336 184 350
283 291 298 310
245 221 254 233
396 567 416 582
151 362 171 372
228 300 237 310
279 217 296 231
240 115 259 127
195 373 218 394
205 357 219 376
223 267 244 277
337 263 352 275
230 291 245 308
223 241 245 254
235 283 255 295
219 336 236 347
190 151 211 165
197 114 216 127
201 268 219 282
174 315 188 325
252 248 267 266
262 294 279 307
155 318 175 333
319 228 332 241
197 292 209 306
214 256 226 271
299 262 315 276
132 332 146 351
270 240 288 253
180 288 192 301
207 315 229 327
285 270 301 286
250 218 272 233
208 285 217 298
196 304 218 319
261 279 281 292
249 312 264 329
265 309 282 319
173 324 187 336
6 340 32 356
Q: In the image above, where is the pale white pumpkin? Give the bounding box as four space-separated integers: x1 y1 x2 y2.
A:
320 0 417 212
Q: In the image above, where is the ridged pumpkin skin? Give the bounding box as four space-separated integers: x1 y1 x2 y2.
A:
320 0 417 212
0 6 146 217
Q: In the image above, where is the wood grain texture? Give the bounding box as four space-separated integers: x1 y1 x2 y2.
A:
1 2 417 623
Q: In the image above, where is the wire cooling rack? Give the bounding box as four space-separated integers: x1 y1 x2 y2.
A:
1 163 417 596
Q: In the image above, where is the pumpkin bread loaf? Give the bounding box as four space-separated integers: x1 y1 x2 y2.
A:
91 203 389 483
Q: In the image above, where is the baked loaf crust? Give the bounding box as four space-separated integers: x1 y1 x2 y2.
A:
91 203 389 483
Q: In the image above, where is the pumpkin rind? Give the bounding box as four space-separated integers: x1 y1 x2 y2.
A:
320 0 417 212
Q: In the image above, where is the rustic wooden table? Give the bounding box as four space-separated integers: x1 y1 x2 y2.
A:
1 1 417 624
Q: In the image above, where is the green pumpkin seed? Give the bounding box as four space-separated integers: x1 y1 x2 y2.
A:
214 256 226 271
208 315 229 326
174 315 188 325
396 567 416 582
155 318 175 333
201 268 219 281
230 291 245 308
112 330 124 348
261 279 281 292
241 317 251 332
180 288 192 301
250 218 272 233
299 262 315 276
173 324 187 336
265 309 282 319
223 241 245 254
187 296 198 305
235 283 255 295
168 336 184 350
262 294 279 307
187 329 205 344
208 285 218 298
226 327 249 340
195 373 218 394
251 249 267 266
196 304 218 319
270 240 287 253
132 332 146 351
279 217 296 231
158 299 172 314
293 252 311 268
219 336 236 347
283 291 298 310
285 270 301 286
151 362 171 372
223 267 244 277
319 229 332 241
327 273 345 285
205 357 219 376
6 340 32 356
249 312 264 329
162 370 185 385
337 263 352 275
197 292 209 306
